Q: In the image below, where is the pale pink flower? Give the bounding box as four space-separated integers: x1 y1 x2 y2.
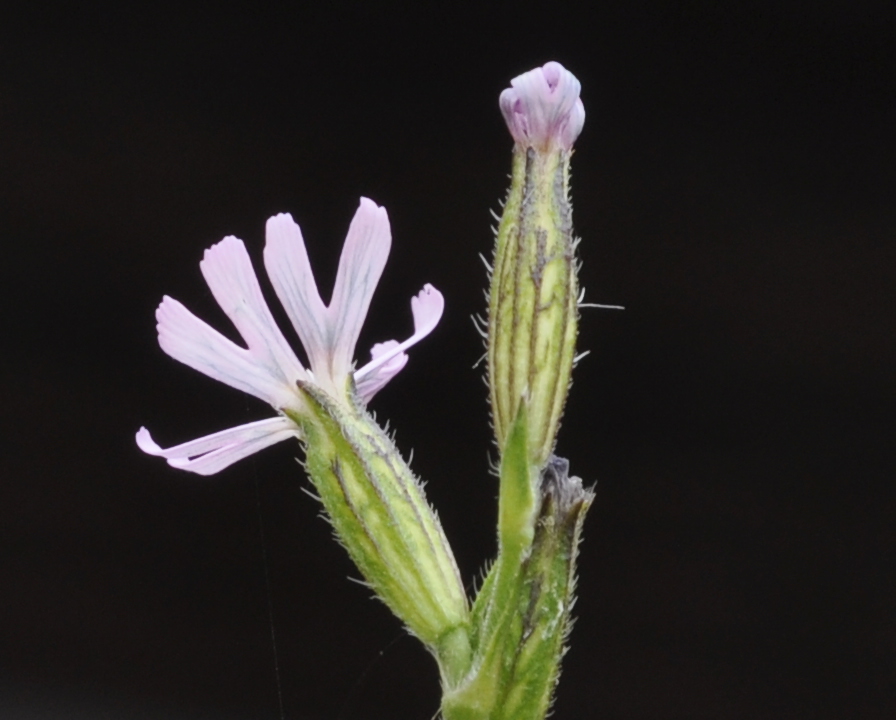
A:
499 61 585 151
137 197 444 475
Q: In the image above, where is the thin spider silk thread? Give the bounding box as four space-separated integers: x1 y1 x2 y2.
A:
336 631 407 720
246 393 286 720
253 468 286 720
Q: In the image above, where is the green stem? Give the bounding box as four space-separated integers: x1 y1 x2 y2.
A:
441 408 593 720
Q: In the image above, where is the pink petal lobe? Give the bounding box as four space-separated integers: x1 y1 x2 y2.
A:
200 236 307 392
263 213 331 377
135 426 164 455
354 340 409 402
410 282 445 338
326 198 391 380
155 295 297 408
353 284 444 388
136 417 299 476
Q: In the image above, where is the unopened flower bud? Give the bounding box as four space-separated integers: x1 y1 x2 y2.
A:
499 61 585 152
488 61 584 467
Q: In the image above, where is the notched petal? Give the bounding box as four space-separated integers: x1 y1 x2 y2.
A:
353 284 445 387
411 283 445 338
136 417 300 476
354 340 410 402
265 200 391 390
155 295 296 407
326 198 392 380
264 212 331 375
200 235 307 389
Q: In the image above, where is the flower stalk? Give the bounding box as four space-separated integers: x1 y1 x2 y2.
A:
439 61 593 719
441 409 592 720
488 62 584 467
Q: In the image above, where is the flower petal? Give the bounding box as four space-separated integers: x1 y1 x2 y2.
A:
410 281 445 338
265 200 390 388
200 236 307 389
354 340 409 403
354 284 444 385
156 295 297 408
263 213 331 377
325 198 391 379
136 417 299 476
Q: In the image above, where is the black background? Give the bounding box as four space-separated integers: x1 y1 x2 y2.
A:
2 1 894 718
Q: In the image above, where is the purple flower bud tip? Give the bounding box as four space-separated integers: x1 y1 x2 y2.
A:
499 61 585 151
